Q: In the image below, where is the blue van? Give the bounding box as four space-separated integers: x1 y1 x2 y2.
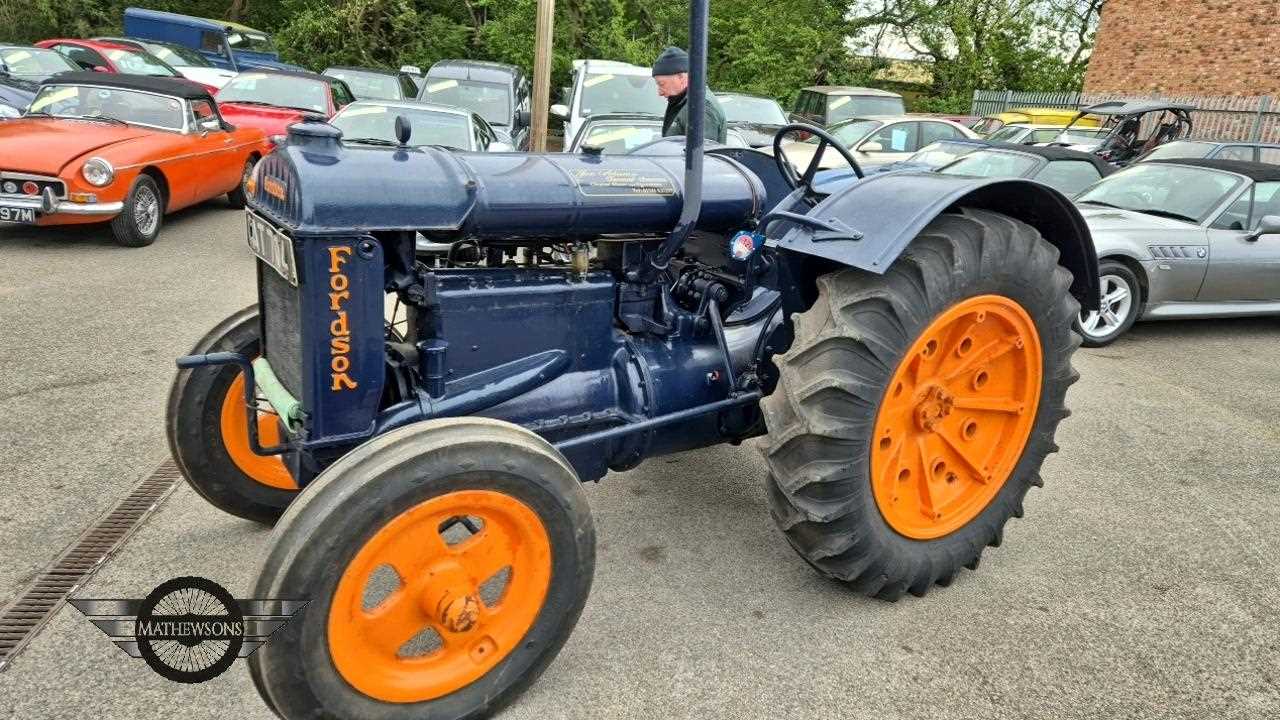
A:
122 7 303 72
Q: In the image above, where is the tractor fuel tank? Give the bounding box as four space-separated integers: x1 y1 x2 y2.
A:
249 123 767 239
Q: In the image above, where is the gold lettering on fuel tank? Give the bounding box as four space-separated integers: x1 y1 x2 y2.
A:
327 245 358 391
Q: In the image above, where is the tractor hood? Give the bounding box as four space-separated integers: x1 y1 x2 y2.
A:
247 122 766 238
0 118 156 174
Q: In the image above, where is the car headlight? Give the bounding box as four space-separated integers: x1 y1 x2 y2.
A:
0 103 20 119
81 157 115 187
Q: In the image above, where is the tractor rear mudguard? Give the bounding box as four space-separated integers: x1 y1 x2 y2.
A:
766 172 1100 311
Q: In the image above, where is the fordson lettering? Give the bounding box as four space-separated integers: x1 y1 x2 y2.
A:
328 246 357 391
263 176 287 202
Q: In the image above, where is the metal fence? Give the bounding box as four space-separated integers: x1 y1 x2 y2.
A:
971 90 1280 144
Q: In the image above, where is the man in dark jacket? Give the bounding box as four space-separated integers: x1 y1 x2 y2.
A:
652 46 726 143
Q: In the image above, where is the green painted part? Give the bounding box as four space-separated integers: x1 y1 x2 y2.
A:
252 358 303 430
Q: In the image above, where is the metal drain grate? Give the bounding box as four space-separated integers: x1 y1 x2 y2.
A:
0 460 182 672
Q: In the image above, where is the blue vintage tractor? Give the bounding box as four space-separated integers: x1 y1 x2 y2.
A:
167 2 1097 716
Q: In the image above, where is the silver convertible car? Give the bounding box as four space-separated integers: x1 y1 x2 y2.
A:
1073 158 1280 345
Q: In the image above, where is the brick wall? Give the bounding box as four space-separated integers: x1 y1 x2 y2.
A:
1084 0 1280 96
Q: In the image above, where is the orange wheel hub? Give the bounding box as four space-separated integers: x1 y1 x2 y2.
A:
327 490 552 703
871 295 1042 539
219 372 295 490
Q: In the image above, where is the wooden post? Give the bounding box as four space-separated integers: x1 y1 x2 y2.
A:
530 0 556 152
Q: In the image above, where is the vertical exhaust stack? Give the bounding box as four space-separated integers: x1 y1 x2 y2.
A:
650 0 710 274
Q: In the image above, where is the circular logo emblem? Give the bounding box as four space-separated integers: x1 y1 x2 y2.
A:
134 576 244 683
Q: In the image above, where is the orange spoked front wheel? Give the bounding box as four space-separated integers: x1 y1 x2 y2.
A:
248 418 595 720
167 306 299 525
871 295 1042 539
328 490 552 703
762 208 1081 600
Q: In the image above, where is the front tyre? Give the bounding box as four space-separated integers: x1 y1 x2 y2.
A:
761 208 1081 600
1073 260 1140 347
166 306 299 524
110 174 163 247
249 418 595 719
226 158 255 210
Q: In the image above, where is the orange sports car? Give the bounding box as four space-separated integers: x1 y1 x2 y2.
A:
0 71 271 246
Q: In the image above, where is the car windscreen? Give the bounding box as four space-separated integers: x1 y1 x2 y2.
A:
217 73 329 113
1141 140 1216 161
827 95 904 122
1077 164 1244 223
227 31 276 54
142 42 213 69
419 78 511 126
579 73 666 118
717 95 786 124
332 104 473 149
938 149 1041 178
326 70 404 101
809 119 883 146
103 48 178 77
28 84 186 130
906 141 982 168
1 47 78 77
575 122 663 153
986 125 1030 143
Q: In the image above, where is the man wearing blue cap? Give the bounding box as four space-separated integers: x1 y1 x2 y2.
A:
652 46 727 143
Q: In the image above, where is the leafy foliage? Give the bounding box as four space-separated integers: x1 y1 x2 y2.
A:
8 0 1100 112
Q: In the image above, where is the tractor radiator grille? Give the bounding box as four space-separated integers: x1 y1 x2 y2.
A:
259 260 305 399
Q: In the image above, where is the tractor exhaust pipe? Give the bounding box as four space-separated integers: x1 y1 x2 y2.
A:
649 0 709 274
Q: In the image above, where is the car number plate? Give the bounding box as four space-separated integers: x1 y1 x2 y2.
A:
246 211 298 287
0 205 36 224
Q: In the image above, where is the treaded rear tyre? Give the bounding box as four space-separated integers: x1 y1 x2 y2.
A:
760 208 1081 600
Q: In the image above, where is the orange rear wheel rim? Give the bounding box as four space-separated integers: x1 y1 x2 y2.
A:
328 490 552 703
871 295 1042 540
218 373 295 490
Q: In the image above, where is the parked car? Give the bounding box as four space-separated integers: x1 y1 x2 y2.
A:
95 37 236 89
564 112 748 154
0 72 270 246
771 115 979 170
1071 158 1280 345
1054 100 1194 165
986 123 1108 146
322 66 419 101
34 38 218 94
971 107 1099 136
1137 139 1280 165
329 100 512 152
552 59 666 152
216 70 355 145
0 45 79 118
418 60 531 150
398 65 426 93
715 91 786 147
123 7 302 72
867 138 991 174
789 86 905 128
935 143 1115 196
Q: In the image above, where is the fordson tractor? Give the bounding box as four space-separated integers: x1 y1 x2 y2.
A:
167 2 1096 716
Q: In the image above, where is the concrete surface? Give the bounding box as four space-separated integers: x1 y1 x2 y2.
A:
1 206 1278 719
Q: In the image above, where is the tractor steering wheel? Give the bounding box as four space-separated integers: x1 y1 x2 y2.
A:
772 123 864 198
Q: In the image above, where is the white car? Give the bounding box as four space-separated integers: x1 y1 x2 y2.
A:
96 37 236 89
767 115 980 171
551 59 666 150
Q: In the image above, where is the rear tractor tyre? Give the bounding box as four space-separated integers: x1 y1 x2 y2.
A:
249 418 595 720
166 305 299 525
761 208 1081 600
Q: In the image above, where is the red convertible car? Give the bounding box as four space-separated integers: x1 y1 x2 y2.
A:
34 38 219 95
0 72 271 246
216 70 355 144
